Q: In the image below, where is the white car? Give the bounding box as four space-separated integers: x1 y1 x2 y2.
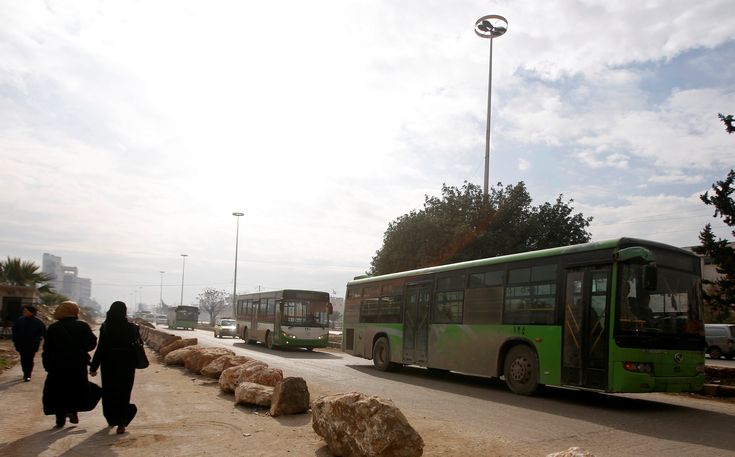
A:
214 318 237 338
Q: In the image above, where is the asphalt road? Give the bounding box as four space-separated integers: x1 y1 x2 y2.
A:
163 326 735 457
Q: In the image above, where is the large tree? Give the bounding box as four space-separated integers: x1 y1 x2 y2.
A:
694 169 735 317
369 181 592 275
197 288 227 325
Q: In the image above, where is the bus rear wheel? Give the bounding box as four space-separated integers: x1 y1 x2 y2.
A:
504 345 540 395
373 337 399 372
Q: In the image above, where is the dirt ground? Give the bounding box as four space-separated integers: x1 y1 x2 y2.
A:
0 339 507 457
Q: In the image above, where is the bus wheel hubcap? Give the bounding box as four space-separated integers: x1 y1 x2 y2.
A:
510 357 529 383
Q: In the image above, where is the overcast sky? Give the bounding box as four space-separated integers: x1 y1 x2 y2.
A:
1 1 733 310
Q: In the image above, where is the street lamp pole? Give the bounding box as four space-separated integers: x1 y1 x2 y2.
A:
180 254 188 306
475 15 508 199
159 271 165 313
232 212 244 314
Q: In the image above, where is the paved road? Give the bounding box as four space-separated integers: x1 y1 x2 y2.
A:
164 326 735 457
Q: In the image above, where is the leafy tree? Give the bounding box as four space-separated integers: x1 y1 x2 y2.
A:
719 113 735 134
369 181 592 275
0 257 53 291
197 288 227 325
694 169 735 317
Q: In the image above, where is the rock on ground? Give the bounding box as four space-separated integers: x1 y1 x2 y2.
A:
201 355 254 379
160 338 198 358
238 365 283 387
234 381 274 406
219 360 268 393
163 345 202 366
312 392 424 457
184 347 235 374
270 377 310 416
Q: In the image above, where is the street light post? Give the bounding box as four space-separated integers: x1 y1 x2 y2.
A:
159 271 165 314
475 15 508 199
232 212 244 315
180 254 188 306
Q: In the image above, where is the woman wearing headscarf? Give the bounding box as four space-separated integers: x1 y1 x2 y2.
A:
90 301 139 434
42 300 98 428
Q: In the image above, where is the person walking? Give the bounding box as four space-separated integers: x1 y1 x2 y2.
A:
42 301 98 428
12 305 46 382
90 301 139 434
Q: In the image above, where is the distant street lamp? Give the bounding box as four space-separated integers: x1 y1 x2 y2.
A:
232 212 244 314
475 14 508 198
180 254 188 306
159 271 165 313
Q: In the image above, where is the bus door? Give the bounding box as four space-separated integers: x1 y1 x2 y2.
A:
403 282 431 365
562 267 610 390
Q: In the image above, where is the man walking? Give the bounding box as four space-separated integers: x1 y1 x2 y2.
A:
12 305 46 382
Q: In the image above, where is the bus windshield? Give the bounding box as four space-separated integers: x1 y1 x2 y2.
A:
281 300 329 327
616 263 704 339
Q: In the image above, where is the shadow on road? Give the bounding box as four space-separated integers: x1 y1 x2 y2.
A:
347 364 735 453
0 426 87 456
231 342 341 360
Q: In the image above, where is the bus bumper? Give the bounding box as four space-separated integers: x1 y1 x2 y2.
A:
611 372 705 393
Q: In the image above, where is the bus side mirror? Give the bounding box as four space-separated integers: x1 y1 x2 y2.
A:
643 264 658 291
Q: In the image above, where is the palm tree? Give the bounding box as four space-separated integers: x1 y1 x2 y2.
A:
0 256 54 292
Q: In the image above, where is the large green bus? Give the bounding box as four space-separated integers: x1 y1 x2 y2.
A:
168 305 199 330
342 238 706 395
234 289 331 350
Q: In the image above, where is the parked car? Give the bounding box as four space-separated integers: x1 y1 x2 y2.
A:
214 318 237 338
705 324 735 359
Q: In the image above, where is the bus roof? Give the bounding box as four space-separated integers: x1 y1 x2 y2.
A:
348 237 696 286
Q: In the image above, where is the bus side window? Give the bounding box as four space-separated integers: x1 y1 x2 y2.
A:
465 270 503 324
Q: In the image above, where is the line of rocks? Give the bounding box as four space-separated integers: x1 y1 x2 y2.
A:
138 327 426 456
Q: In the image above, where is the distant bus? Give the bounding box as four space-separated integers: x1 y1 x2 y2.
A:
234 289 331 350
168 305 199 330
342 238 706 395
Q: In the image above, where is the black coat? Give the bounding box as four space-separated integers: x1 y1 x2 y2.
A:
42 317 97 415
90 320 139 427
12 315 46 353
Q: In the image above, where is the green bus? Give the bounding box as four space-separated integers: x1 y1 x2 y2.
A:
168 305 199 330
342 238 706 395
234 289 331 350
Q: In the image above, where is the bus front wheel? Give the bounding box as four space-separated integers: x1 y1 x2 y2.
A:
373 337 399 372
503 345 540 395
266 332 274 350
242 327 250 344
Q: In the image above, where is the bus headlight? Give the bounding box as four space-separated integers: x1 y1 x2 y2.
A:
281 331 297 339
623 361 653 374
318 333 329 340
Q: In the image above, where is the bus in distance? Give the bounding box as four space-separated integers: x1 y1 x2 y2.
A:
234 289 331 350
342 238 706 395
168 305 199 330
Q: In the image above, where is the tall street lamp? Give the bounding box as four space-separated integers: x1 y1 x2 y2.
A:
180 254 188 306
475 14 508 198
159 271 165 313
232 212 244 314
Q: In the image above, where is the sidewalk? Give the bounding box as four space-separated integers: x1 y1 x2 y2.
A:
0 348 327 456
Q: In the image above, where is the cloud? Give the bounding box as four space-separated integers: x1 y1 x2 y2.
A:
518 158 530 171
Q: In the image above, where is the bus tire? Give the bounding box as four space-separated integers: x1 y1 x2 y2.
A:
504 345 540 395
242 327 250 343
266 331 274 350
373 337 399 372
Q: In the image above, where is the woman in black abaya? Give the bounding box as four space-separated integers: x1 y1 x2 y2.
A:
90 301 139 434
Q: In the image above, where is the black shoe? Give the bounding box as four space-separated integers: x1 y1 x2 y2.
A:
23 377 31 382
68 412 79 424
55 415 66 428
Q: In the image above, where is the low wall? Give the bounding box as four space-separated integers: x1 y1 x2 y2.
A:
140 326 181 352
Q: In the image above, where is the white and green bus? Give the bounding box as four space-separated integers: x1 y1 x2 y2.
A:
234 289 331 350
342 238 706 395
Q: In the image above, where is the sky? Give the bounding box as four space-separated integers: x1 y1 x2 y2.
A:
1 1 733 311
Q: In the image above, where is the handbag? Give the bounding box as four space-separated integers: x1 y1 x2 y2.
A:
132 326 149 369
